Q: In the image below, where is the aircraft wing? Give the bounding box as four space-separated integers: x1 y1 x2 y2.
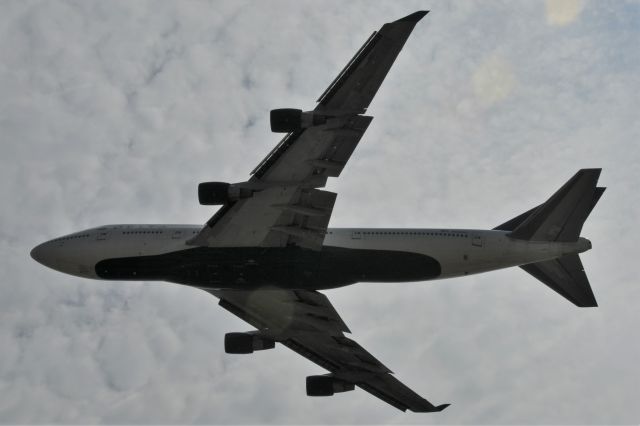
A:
205 288 449 413
189 11 427 251
314 10 429 114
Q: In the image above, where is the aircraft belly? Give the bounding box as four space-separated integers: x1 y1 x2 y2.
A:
94 246 441 290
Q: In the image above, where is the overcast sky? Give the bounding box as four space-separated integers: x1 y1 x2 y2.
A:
1 0 639 424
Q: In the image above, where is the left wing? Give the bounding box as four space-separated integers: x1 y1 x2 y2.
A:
204 288 449 413
189 115 372 251
189 11 428 251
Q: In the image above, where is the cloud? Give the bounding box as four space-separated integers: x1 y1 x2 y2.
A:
472 53 516 106
545 0 585 26
1 0 639 424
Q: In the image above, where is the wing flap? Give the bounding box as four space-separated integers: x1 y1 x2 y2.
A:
252 115 373 183
211 289 350 335
265 189 337 250
190 186 299 247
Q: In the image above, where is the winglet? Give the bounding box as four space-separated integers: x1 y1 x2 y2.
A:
412 402 450 413
396 10 429 23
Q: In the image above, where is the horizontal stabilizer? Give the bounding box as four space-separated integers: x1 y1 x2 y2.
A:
504 169 605 242
520 254 597 307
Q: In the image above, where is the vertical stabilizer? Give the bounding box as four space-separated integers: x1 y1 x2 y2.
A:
503 169 605 242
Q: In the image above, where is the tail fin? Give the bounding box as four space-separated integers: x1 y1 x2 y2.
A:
494 169 605 307
494 169 605 242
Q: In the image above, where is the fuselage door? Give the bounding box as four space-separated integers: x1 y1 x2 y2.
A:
471 234 483 247
172 230 184 240
96 229 109 241
352 231 362 240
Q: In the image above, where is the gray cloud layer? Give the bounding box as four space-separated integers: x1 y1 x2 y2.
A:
1 0 639 423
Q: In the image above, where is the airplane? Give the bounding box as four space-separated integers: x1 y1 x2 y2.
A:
31 11 605 413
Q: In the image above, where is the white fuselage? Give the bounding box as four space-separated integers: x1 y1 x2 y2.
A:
31 224 591 289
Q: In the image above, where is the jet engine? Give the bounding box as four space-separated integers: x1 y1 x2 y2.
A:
198 182 253 205
306 375 355 396
224 332 275 354
270 108 327 133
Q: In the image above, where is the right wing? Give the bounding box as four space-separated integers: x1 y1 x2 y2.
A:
205 288 449 413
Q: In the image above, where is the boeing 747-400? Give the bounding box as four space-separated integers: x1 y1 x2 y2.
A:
31 11 604 412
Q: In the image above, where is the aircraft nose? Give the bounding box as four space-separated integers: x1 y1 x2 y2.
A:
31 237 99 279
30 241 56 268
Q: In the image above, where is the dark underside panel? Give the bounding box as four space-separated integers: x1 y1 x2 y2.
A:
95 246 441 290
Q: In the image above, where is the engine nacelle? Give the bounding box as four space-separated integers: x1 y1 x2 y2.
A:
198 182 253 205
306 375 355 397
270 108 327 133
224 332 275 354
198 182 230 205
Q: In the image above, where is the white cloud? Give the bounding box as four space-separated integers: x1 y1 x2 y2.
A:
472 53 516 106
1 0 639 424
545 0 585 26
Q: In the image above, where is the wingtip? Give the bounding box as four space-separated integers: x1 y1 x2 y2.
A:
396 10 429 23
577 167 603 177
434 403 450 412
413 402 450 413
